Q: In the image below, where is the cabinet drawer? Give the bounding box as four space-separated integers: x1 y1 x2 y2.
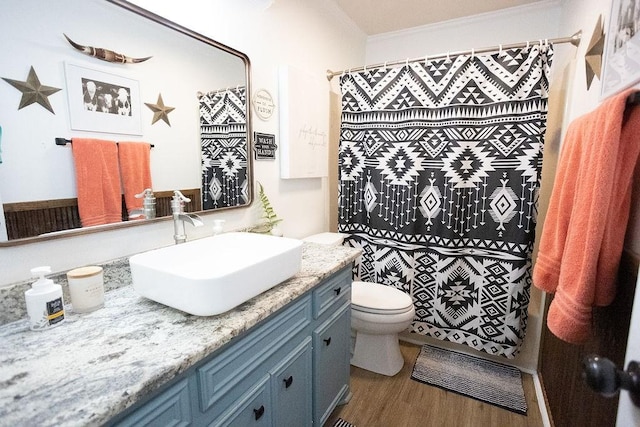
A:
214 375 271 427
197 295 311 417
271 337 312 427
113 378 191 427
312 268 351 319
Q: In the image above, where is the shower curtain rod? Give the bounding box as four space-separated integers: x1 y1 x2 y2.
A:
326 30 582 81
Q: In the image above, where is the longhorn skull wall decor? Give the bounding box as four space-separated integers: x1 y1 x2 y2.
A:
63 34 152 64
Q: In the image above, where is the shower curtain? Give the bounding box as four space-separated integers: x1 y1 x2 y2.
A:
200 86 248 210
338 45 553 358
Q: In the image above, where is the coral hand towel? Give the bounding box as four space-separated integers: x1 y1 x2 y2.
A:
118 142 152 217
533 89 640 344
71 138 122 227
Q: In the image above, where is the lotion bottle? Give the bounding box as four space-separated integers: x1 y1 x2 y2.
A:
25 266 65 331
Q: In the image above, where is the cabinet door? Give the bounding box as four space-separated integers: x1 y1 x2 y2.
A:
271 337 313 427
312 302 350 425
215 376 271 427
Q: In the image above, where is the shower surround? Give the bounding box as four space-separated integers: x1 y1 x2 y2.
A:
338 45 553 358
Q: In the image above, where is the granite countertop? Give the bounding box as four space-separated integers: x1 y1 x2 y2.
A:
0 242 360 426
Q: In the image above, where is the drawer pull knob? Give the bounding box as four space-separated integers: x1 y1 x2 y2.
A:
334 287 341 295
254 405 265 420
324 337 332 346
284 375 293 388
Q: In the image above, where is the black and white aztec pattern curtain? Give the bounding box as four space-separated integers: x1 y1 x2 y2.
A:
200 86 248 210
338 45 553 358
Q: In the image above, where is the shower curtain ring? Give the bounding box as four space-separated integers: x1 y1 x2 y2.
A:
447 51 451 61
499 44 503 56
405 58 409 68
526 41 530 49
545 38 549 46
471 48 475 59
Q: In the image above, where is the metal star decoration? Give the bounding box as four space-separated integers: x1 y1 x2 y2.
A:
2 66 61 114
585 15 605 90
144 93 175 126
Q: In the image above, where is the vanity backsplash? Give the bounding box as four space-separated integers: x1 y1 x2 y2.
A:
0 258 132 326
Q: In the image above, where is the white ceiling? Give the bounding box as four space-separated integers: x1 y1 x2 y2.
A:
332 0 548 35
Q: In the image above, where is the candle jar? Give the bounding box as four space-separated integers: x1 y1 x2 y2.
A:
67 266 105 313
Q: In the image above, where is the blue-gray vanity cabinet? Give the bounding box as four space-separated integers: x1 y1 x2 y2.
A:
110 266 352 427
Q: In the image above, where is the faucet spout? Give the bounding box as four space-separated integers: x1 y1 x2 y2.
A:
178 213 204 227
129 209 145 219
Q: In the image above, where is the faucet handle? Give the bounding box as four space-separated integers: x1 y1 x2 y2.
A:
172 190 191 215
173 190 191 203
135 188 154 199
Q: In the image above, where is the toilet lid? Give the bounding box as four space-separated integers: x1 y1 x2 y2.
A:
351 281 413 314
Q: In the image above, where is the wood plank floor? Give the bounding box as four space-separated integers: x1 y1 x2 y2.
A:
325 341 544 427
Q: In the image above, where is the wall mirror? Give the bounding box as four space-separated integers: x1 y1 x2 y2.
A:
0 0 252 245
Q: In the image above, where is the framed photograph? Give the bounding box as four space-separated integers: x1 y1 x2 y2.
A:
601 0 640 99
64 62 142 135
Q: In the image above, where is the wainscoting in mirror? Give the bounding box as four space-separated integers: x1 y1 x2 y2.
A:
0 0 251 245
4 189 201 241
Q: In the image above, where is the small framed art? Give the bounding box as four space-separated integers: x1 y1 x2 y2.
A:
64 62 142 135
601 0 640 99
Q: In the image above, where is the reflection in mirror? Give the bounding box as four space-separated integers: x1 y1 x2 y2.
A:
0 0 251 244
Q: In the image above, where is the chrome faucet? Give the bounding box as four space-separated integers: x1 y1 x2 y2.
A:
129 188 156 220
172 190 204 244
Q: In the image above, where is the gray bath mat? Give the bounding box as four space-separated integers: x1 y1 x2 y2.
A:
411 344 527 415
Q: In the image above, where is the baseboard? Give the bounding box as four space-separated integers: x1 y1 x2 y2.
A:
533 372 553 427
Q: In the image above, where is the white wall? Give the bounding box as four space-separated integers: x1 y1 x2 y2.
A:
0 0 366 286
364 0 564 64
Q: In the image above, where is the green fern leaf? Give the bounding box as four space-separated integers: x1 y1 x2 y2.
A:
258 182 282 226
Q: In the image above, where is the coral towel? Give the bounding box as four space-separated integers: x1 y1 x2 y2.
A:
71 138 122 227
118 141 152 217
533 89 640 344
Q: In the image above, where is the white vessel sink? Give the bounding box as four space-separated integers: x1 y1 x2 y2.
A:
129 232 303 316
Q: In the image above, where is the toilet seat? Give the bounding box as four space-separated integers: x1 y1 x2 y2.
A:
351 281 413 315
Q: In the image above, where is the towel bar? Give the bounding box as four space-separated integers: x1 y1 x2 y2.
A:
55 138 154 148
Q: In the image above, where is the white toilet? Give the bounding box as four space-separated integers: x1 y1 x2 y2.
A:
303 232 416 376
350 281 415 376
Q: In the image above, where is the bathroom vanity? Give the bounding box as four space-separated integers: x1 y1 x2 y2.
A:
0 243 360 426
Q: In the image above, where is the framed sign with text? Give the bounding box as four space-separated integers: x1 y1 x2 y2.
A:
254 132 277 160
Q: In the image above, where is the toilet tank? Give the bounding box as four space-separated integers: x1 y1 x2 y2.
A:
302 232 348 246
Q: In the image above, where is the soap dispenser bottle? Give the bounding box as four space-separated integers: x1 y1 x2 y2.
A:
25 266 65 331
